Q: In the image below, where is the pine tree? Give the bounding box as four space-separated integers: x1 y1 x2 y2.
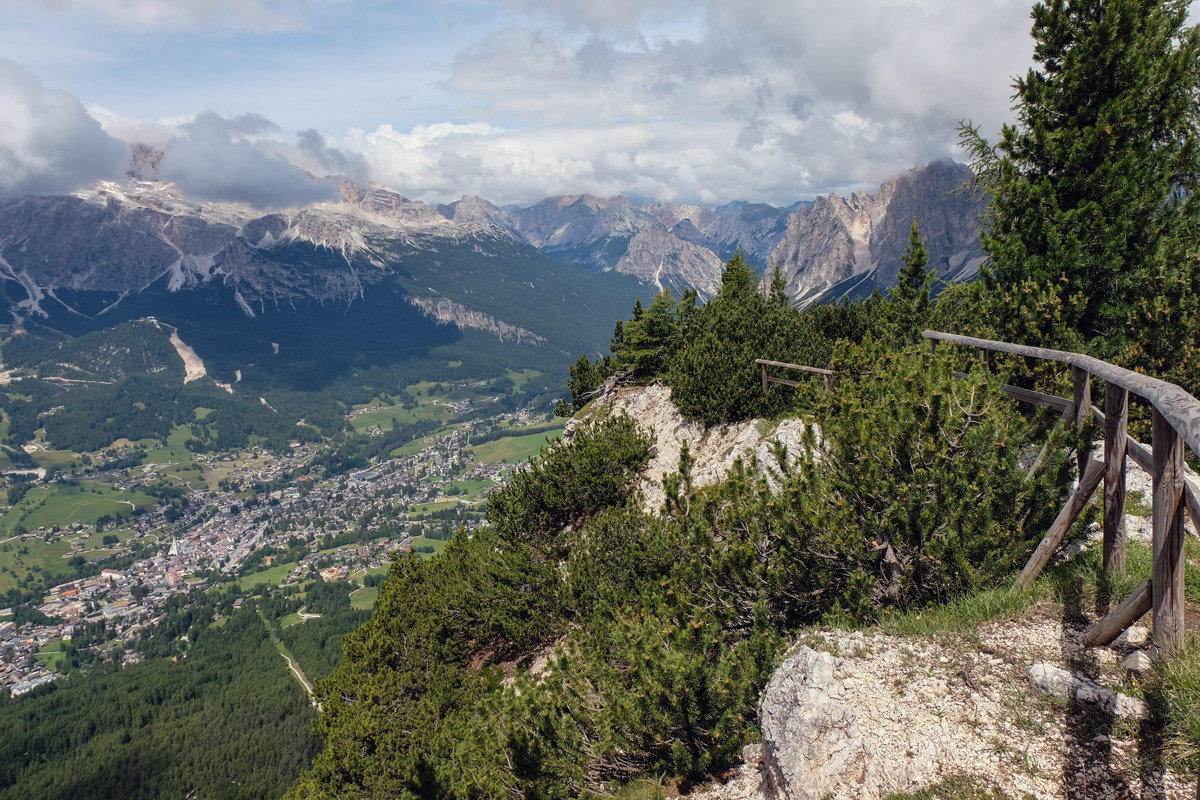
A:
887 219 933 343
614 288 682 377
667 253 790 424
961 0 1200 352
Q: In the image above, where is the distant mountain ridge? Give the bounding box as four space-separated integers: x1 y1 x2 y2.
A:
0 160 984 365
771 160 987 303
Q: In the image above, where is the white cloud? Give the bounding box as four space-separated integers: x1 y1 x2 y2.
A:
159 112 338 208
0 60 129 197
289 129 371 185
2 1 1041 207
336 2 1033 206
88 105 184 150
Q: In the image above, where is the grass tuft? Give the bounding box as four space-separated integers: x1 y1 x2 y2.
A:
1156 637 1200 779
884 773 1018 799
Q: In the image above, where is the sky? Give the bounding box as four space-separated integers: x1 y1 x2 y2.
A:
0 0 1042 209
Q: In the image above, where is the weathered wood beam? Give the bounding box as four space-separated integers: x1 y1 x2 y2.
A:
1072 366 1092 428
756 359 835 393
1016 458 1105 589
1072 366 1093 477
951 372 1071 411
923 330 1200 457
1103 386 1129 575
1152 408 1186 658
1080 580 1151 647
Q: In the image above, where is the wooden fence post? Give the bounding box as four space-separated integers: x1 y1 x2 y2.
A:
1072 367 1092 428
1151 408 1186 659
1103 386 1128 575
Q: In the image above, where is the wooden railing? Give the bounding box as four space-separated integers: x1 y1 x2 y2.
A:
922 330 1199 658
755 359 834 392
756 333 1199 658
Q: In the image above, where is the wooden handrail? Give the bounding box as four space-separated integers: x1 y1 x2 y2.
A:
755 359 834 392
923 329 1196 658
924 330 1200 456
754 359 833 376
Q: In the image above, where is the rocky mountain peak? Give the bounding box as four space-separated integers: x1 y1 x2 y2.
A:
436 195 525 240
128 143 164 181
770 160 985 303
339 183 443 226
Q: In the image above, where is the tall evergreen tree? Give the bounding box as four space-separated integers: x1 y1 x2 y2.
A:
613 288 683 378
887 219 933 343
667 254 793 424
961 0 1200 352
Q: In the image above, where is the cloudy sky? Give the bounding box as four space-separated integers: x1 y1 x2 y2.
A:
1 0 1041 209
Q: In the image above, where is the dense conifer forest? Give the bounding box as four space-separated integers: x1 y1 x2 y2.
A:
0 603 319 799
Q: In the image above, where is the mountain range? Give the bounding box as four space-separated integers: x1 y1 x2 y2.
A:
0 157 985 379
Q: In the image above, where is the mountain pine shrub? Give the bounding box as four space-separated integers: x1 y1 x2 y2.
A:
773 338 1073 616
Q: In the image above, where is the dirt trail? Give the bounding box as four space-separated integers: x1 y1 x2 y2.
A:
279 651 314 696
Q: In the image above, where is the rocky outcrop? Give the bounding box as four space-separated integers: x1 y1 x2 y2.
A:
508 194 785 293
643 201 795 266
510 194 654 265
740 617 1190 800
409 296 549 346
338 183 444 226
1026 663 1146 718
437 195 526 240
769 186 891 302
584 383 807 512
770 161 986 302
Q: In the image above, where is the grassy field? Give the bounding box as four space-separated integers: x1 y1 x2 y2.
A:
349 585 379 610
35 639 67 672
470 425 564 465
447 478 494 501
0 537 73 594
505 369 542 391
202 451 269 491
137 427 210 489
388 427 457 459
235 560 301 590
349 387 457 433
408 499 464 514
29 447 80 471
0 477 161 593
409 536 447 559
78 525 137 551
0 481 156 538
350 375 525 434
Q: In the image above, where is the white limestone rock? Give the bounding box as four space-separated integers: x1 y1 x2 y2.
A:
1027 662 1146 718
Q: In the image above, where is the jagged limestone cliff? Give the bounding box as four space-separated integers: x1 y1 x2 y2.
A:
770 161 987 303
